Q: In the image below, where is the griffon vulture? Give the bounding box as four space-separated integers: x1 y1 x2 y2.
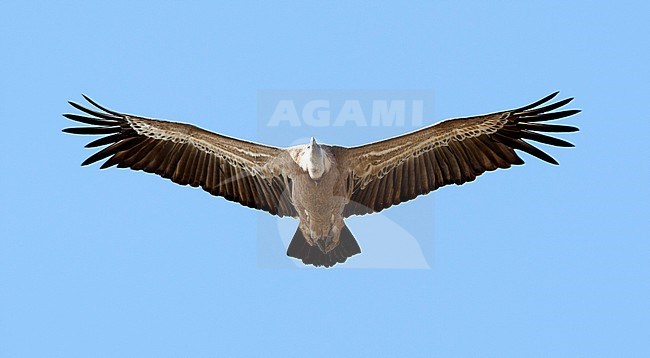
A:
63 92 579 267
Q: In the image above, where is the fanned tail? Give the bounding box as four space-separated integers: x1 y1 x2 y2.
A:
287 224 361 268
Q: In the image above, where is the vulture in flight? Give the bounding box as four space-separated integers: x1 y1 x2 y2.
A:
63 92 579 267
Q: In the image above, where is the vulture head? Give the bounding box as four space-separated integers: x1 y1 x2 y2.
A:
300 137 330 181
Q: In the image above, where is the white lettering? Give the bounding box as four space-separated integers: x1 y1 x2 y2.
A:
302 100 330 127
267 100 300 127
333 100 367 127
411 100 424 126
371 100 405 127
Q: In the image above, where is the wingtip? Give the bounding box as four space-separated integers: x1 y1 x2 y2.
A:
79 94 122 116
546 155 560 165
546 91 560 101
560 97 575 106
516 91 563 112
566 109 582 117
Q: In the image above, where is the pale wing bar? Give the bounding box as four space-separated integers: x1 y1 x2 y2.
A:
342 92 580 216
63 96 297 217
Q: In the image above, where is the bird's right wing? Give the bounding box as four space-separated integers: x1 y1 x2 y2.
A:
63 96 297 217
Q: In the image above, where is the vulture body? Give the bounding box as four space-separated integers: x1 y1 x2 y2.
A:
64 92 579 267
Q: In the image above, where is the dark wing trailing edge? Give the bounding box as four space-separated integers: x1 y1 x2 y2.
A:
63 95 297 217
339 92 580 216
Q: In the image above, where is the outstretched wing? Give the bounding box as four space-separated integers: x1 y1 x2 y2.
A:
337 92 580 216
63 95 297 217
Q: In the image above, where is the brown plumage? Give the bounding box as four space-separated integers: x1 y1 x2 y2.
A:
64 92 579 267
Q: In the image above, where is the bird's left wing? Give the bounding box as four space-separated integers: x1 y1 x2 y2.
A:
334 92 580 216
63 95 297 217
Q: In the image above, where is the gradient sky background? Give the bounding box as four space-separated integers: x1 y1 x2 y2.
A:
2 1 649 357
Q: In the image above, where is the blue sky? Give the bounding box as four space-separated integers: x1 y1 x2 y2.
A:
1 1 649 357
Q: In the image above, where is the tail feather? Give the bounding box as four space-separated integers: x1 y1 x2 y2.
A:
287 224 361 268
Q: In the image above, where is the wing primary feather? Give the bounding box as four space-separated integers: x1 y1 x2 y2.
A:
63 114 119 126
81 137 142 166
518 97 574 115
514 92 559 112
516 123 579 133
519 109 581 122
492 134 558 165
63 126 120 135
100 152 126 169
519 130 575 147
81 94 124 116
68 101 119 120
84 133 123 148
499 128 523 139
